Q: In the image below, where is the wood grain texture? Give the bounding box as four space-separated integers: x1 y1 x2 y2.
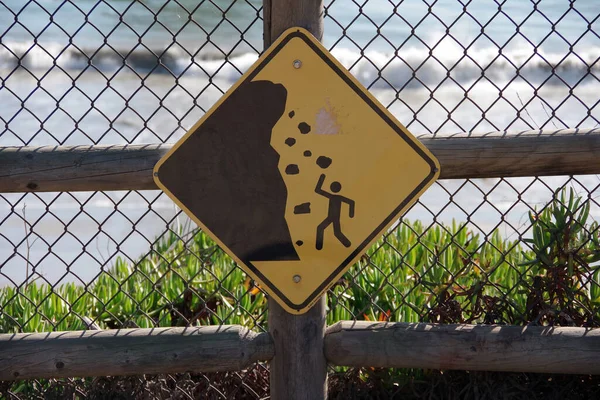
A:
0 326 274 380
268 296 327 400
263 3 328 399
324 321 600 375
263 0 324 48
422 128 600 179
1 129 598 193
0 144 168 192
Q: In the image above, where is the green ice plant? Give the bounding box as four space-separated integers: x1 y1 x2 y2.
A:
1 189 599 333
520 188 600 325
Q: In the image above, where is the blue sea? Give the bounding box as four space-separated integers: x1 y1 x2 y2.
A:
1 0 599 285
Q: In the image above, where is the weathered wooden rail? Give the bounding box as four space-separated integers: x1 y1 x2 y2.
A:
1 129 599 193
2 322 600 381
0 326 273 381
324 322 600 375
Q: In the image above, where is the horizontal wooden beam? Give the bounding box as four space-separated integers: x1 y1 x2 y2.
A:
0 144 168 193
0 325 274 380
424 128 600 180
0 129 598 193
324 321 600 375
3 321 600 379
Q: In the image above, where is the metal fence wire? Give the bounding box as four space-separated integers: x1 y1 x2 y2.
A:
1 0 600 397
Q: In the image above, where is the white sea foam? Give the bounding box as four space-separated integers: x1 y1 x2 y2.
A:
1 40 598 90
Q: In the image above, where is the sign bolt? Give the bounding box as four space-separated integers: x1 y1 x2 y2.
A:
293 59 302 69
293 274 302 283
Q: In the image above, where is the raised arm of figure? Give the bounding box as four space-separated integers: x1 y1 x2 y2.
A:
315 174 330 197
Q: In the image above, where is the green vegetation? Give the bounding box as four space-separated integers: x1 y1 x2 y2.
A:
1 189 600 399
1 189 599 333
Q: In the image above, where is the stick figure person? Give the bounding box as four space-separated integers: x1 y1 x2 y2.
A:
315 174 355 250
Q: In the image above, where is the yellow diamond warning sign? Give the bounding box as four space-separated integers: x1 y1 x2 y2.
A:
153 28 440 314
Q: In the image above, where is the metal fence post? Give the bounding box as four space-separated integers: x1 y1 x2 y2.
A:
263 1 326 398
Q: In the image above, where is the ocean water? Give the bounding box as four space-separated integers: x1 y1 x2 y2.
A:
0 0 599 285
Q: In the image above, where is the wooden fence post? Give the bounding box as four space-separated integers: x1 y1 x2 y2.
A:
263 0 324 49
263 1 326 398
268 297 327 399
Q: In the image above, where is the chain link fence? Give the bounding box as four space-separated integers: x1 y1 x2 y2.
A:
1 0 599 397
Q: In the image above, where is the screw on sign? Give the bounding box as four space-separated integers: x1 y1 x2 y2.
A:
153 28 440 314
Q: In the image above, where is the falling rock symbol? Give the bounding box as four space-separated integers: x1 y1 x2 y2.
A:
316 156 332 169
298 122 311 134
286 164 300 175
294 202 311 214
285 137 296 147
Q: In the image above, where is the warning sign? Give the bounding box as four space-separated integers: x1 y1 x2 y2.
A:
153 28 440 314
